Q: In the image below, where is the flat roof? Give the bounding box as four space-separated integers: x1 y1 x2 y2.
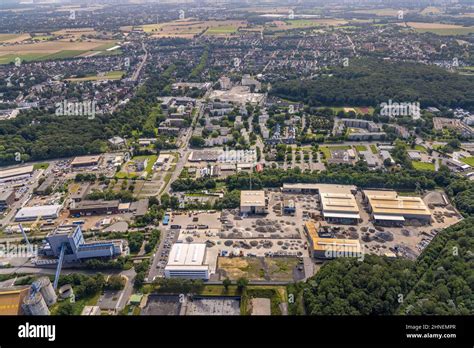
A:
364 190 431 217
0 287 29 315
71 155 101 166
15 205 62 220
240 190 266 207
167 243 207 267
0 165 34 180
305 221 319 241
0 189 14 200
72 200 120 209
282 183 357 193
312 237 362 253
320 192 360 214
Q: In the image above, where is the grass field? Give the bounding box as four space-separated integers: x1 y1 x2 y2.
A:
461 157 474 166
353 8 404 16
321 106 374 115
0 33 30 43
355 145 368 152
412 161 435 171
33 163 50 170
204 25 240 35
0 39 117 64
411 145 428 153
139 19 246 38
370 144 378 154
268 19 347 31
66 70 124 82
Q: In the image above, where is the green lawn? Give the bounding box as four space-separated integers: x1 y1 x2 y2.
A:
200 285 240 297
205 26 239 35
33 163 50 170
67 70 124 82
370 144 378 154
412 145 427 153
412 161 435 171
355 145 367 152
460 157 474 166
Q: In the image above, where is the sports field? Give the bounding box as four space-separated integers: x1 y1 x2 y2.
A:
65 70 124 82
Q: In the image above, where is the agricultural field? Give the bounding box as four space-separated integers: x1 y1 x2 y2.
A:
267 19 347 31
137 20 246 38
353 8 408 16
0 33 31 43
0 39 118 64
399 22 474 35
204 25 241 36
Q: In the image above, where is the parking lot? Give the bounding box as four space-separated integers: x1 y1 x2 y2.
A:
147 227 178 281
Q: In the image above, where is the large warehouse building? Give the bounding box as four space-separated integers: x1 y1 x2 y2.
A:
71 155 101 168
304 222 362 259
318 185 360 224
363 190 432 225
0 165 34 183
240 190 268 215
14 205 62 222
282 183 360 224
69 200 120 216
164 243 210 280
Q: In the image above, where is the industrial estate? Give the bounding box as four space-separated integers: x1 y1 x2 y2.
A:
0 0 472 322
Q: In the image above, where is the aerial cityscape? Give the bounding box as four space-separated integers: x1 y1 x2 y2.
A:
0 0 472 343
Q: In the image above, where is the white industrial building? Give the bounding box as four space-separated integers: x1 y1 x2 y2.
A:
0 165 34 183
240 190 268 214
14 205 62 222
164 243 210 280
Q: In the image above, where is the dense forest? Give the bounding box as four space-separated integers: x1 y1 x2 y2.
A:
303 218 473 315
270 58 474 111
